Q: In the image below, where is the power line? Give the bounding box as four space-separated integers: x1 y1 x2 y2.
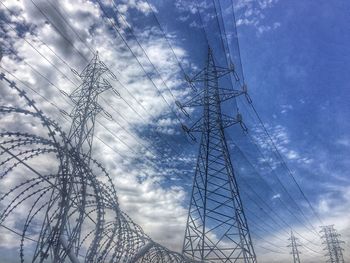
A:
0 16 79 88
250 102 323 225
243 205 290 244
159 4 320 248
143 0 187 76
226 0 323 227
137 0 323 253
95 0 184 126
29 0 322 231
45 0 96 55
0 9 184 169
1 2 327 259
188 4 314 233
29 0 89 62
0 63 191 187
227 135 322 248
102 0 321 241
110 1 182 104
244 131 320 237
197 0 322 235
0 1 79 75
26 0 187 157
0 67 150 167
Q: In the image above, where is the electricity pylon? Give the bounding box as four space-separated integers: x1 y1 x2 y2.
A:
288 231 301 263
68 52 117 160
0 64 197 263
178 47 257 262
35 52 117 263
320 225 345 263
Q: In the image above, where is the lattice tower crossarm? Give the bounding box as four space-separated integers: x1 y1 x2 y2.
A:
179 47 257 262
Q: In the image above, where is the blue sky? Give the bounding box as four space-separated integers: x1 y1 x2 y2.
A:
237 0 350 214
0 0 349 262
233 0 350 260
240 0 350 156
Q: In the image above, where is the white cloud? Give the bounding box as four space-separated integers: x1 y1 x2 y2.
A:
271 193 281 199
234 0 281 35
252 124 313 166
117 0 157 15
1 1 349 262
249 122 349 261
280 104 293 114
336 137 350 147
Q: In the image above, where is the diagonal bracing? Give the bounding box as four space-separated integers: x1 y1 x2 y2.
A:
288 231 302 263
320 225 345 263
179 47 257 263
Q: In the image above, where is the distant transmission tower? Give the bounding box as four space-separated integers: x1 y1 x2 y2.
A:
68 52 117 159
320 225 345 263
178 47 256 262
288 231 301 263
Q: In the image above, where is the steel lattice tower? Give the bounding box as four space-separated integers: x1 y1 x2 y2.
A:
320 225 345 263
68 52 115 160
44 52 115 263
178 47 257 262
288 231 301 263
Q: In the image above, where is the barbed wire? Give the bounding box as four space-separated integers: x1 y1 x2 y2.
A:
0 72 197 262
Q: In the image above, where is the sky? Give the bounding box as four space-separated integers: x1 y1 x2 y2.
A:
0 0 349 262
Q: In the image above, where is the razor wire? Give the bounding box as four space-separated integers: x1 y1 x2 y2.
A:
0 72 198 263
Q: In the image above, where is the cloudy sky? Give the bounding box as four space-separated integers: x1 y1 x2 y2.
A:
0 0 349 262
